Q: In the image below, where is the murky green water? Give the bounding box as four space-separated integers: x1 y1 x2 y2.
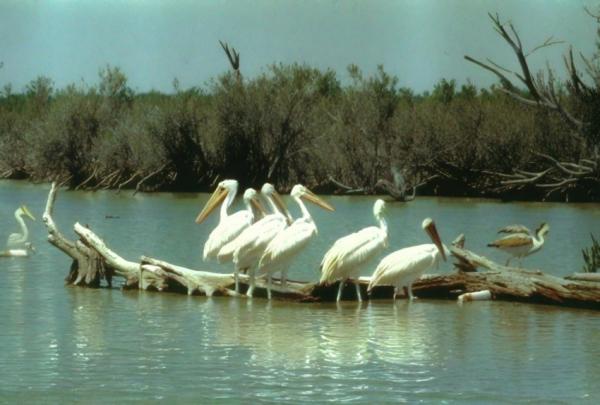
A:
1 181 599 403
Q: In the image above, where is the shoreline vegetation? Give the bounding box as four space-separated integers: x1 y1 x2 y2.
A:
1 14 599 201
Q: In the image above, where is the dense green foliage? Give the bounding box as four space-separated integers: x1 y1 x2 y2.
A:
0 63 597 199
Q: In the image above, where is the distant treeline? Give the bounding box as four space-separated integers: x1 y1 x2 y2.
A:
0 63 597 200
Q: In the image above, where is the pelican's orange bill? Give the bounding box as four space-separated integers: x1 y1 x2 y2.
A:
424 219 446 261
302 189 335 211
195 186 228 224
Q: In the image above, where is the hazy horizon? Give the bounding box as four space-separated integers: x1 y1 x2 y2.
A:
0 0 598 93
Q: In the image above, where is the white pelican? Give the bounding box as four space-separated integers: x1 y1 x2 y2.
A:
195 180 264 261
320 199 388 302
487 222 549 266
258 184 335 299
218 183 291 296
1 205 36 257
368 218 449 300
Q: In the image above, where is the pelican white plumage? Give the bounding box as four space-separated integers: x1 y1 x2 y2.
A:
218 183 291 296
258 184 335 299
487 222 550 266
1 205 36 258
195 179 264 261
320 199 388 302
368 218 449 300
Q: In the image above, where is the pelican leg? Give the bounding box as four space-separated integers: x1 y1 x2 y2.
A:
408 284 416 300
393 286 398 301
247 268 256 298
281 270 287 288
354 281 363 302
234 270 240 294
336 279 345 302
267 274 272 300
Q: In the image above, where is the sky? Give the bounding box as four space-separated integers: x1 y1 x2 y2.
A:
0 0 598 94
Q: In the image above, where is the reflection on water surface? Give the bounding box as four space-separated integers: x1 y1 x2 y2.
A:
1 181 599 402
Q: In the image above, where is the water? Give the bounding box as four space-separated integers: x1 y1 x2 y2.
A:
1 180 599 403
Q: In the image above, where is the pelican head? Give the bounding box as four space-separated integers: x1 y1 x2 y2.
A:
18 205 36 221
243 188 267 217
536 222 550 238
422 217 446 261
195 179 238 224
291 184 335 212
261 183 292 221
373 199 386 219
243 187 258 201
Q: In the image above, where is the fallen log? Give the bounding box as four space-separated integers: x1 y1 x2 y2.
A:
43 182 600 309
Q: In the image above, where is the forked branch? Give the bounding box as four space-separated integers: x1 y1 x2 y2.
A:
465 13 586 131
219 40 241 78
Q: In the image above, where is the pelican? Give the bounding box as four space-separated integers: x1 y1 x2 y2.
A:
258 184 335 299
320 199 388 302
1 205 36 257
368 218 449 300
497 224 533 235
218 183 291 296
195 179 264 261
487 222 550 266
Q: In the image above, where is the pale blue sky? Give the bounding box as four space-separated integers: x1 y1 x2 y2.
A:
0 0 598 93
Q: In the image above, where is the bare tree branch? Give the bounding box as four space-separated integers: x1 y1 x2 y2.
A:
526 36 564 57
465 13 587 131
584 6 600 21
219 40 241 78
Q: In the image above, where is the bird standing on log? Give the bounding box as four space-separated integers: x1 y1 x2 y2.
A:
258 184 335 299
368 218 449 300
487 223 550 266
319 199 388 302
195 179 264 261
218 183 292 296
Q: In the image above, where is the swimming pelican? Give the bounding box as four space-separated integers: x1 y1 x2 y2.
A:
218 183 291 296
6 205 36 248
487 222 549 266
1 205 36 257
368 218 449 300
320 199 388 302
258 184 335 299
195 180 264 261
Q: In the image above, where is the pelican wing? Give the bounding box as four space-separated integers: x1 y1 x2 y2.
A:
7 232 26 248
203 210 253 260
488 233 533 248
498 224 531 235
320 226 387 283
368 244 437 290
220 214 287 266
258 219 316 272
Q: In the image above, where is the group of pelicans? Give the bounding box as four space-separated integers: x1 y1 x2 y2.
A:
0 180 549 301
195 179 550 301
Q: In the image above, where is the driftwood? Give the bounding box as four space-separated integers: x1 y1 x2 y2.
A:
43 182 600 309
